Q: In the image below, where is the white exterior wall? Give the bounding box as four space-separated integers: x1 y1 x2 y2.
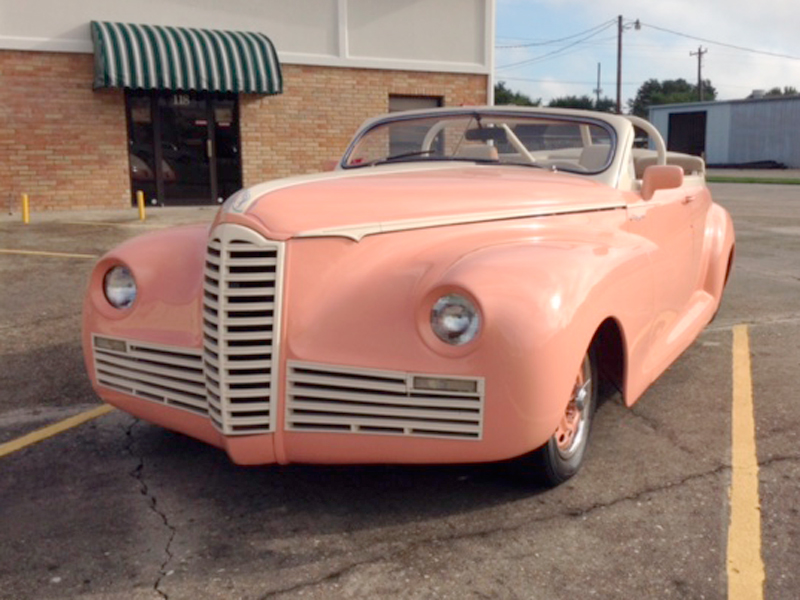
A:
0 0 493 76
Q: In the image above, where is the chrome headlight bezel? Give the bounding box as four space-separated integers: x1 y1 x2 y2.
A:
430 293 481 346
103 265 137 310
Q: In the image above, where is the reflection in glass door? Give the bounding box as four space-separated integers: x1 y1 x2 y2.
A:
159 94 212 205
126 91 242 206
214 100 241 201
128 96 158 202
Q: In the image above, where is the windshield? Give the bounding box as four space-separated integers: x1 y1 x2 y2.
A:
342 111 616 174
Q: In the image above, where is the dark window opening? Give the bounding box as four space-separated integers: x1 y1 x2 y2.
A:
126 91 242 206
388 94 444 157
668 111 707 158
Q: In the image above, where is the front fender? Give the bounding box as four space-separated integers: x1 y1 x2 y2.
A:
435 230 651 406
284 223 652 458
82 224 210 358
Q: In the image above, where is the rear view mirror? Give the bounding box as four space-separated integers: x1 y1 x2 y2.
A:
641 165 683 200
465 127 508 144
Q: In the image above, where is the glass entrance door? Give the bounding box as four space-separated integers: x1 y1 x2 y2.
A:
159 94 212 205
126 91 242 206
213 100 241 201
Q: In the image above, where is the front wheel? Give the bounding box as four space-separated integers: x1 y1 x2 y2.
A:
529 349 597 486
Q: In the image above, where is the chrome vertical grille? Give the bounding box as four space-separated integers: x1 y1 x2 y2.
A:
203 224 283 435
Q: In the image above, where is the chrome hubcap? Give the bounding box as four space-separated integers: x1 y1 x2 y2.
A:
555 355 593 460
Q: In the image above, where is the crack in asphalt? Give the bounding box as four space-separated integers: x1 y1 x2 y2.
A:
257 464 729 598
625 404 660 429
124 420 177 600
258 558 381 599
759 454 800 468
558 464 729 518
112 424 785 600
625 407 698 457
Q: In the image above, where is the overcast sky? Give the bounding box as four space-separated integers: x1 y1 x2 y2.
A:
495 0 800 107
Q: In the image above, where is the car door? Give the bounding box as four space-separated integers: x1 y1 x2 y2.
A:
625 184 701 367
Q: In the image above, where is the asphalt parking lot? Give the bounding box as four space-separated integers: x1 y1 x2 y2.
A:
1 183 798 600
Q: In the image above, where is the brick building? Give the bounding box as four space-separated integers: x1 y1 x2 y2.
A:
0 0 494 210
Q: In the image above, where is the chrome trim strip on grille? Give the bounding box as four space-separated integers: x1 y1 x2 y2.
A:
286 361 485 440
92 335 207 415
203 224 284 435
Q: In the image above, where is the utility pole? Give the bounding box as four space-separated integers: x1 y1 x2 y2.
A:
616 16 623 114
594 63 602 107
690 46 708 101
616 17 640 114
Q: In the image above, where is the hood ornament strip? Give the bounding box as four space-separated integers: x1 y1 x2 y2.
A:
293 202 626 242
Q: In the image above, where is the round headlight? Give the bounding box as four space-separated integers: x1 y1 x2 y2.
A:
103 266 137 309
431 294 480 345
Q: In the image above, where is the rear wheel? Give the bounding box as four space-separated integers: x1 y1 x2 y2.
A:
531 349 597 486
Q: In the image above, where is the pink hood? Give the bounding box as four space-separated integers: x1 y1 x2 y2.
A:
236 165 625 239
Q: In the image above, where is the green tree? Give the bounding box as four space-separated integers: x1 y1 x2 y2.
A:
494 81 541 106
594 97 616 113
548 94 615 112
764 86 798 97
628 78 717 117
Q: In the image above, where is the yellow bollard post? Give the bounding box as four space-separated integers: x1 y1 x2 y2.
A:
22 193 30 224
136 190 146 221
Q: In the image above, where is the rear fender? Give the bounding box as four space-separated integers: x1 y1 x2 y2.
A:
701 203 736 299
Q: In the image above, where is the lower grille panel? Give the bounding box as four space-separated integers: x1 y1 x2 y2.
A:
286 361 484 440
92 336 207 415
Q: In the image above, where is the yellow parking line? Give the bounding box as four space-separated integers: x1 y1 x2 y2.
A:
0 405 115 458
0 249 98 259
728 324 765 599
62 221 126 227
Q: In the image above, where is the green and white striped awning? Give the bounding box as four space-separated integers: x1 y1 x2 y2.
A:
91 21 282 94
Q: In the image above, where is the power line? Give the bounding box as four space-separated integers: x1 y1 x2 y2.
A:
496 35 619 67
498 75 782 92
497 23 617 70
501 76 641 85
495 20 616 49
639 22 800 61
497 21 800 61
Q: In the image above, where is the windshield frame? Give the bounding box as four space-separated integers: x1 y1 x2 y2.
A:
340 109 619 175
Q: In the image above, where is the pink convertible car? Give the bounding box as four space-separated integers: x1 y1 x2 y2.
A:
83 107 734 486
